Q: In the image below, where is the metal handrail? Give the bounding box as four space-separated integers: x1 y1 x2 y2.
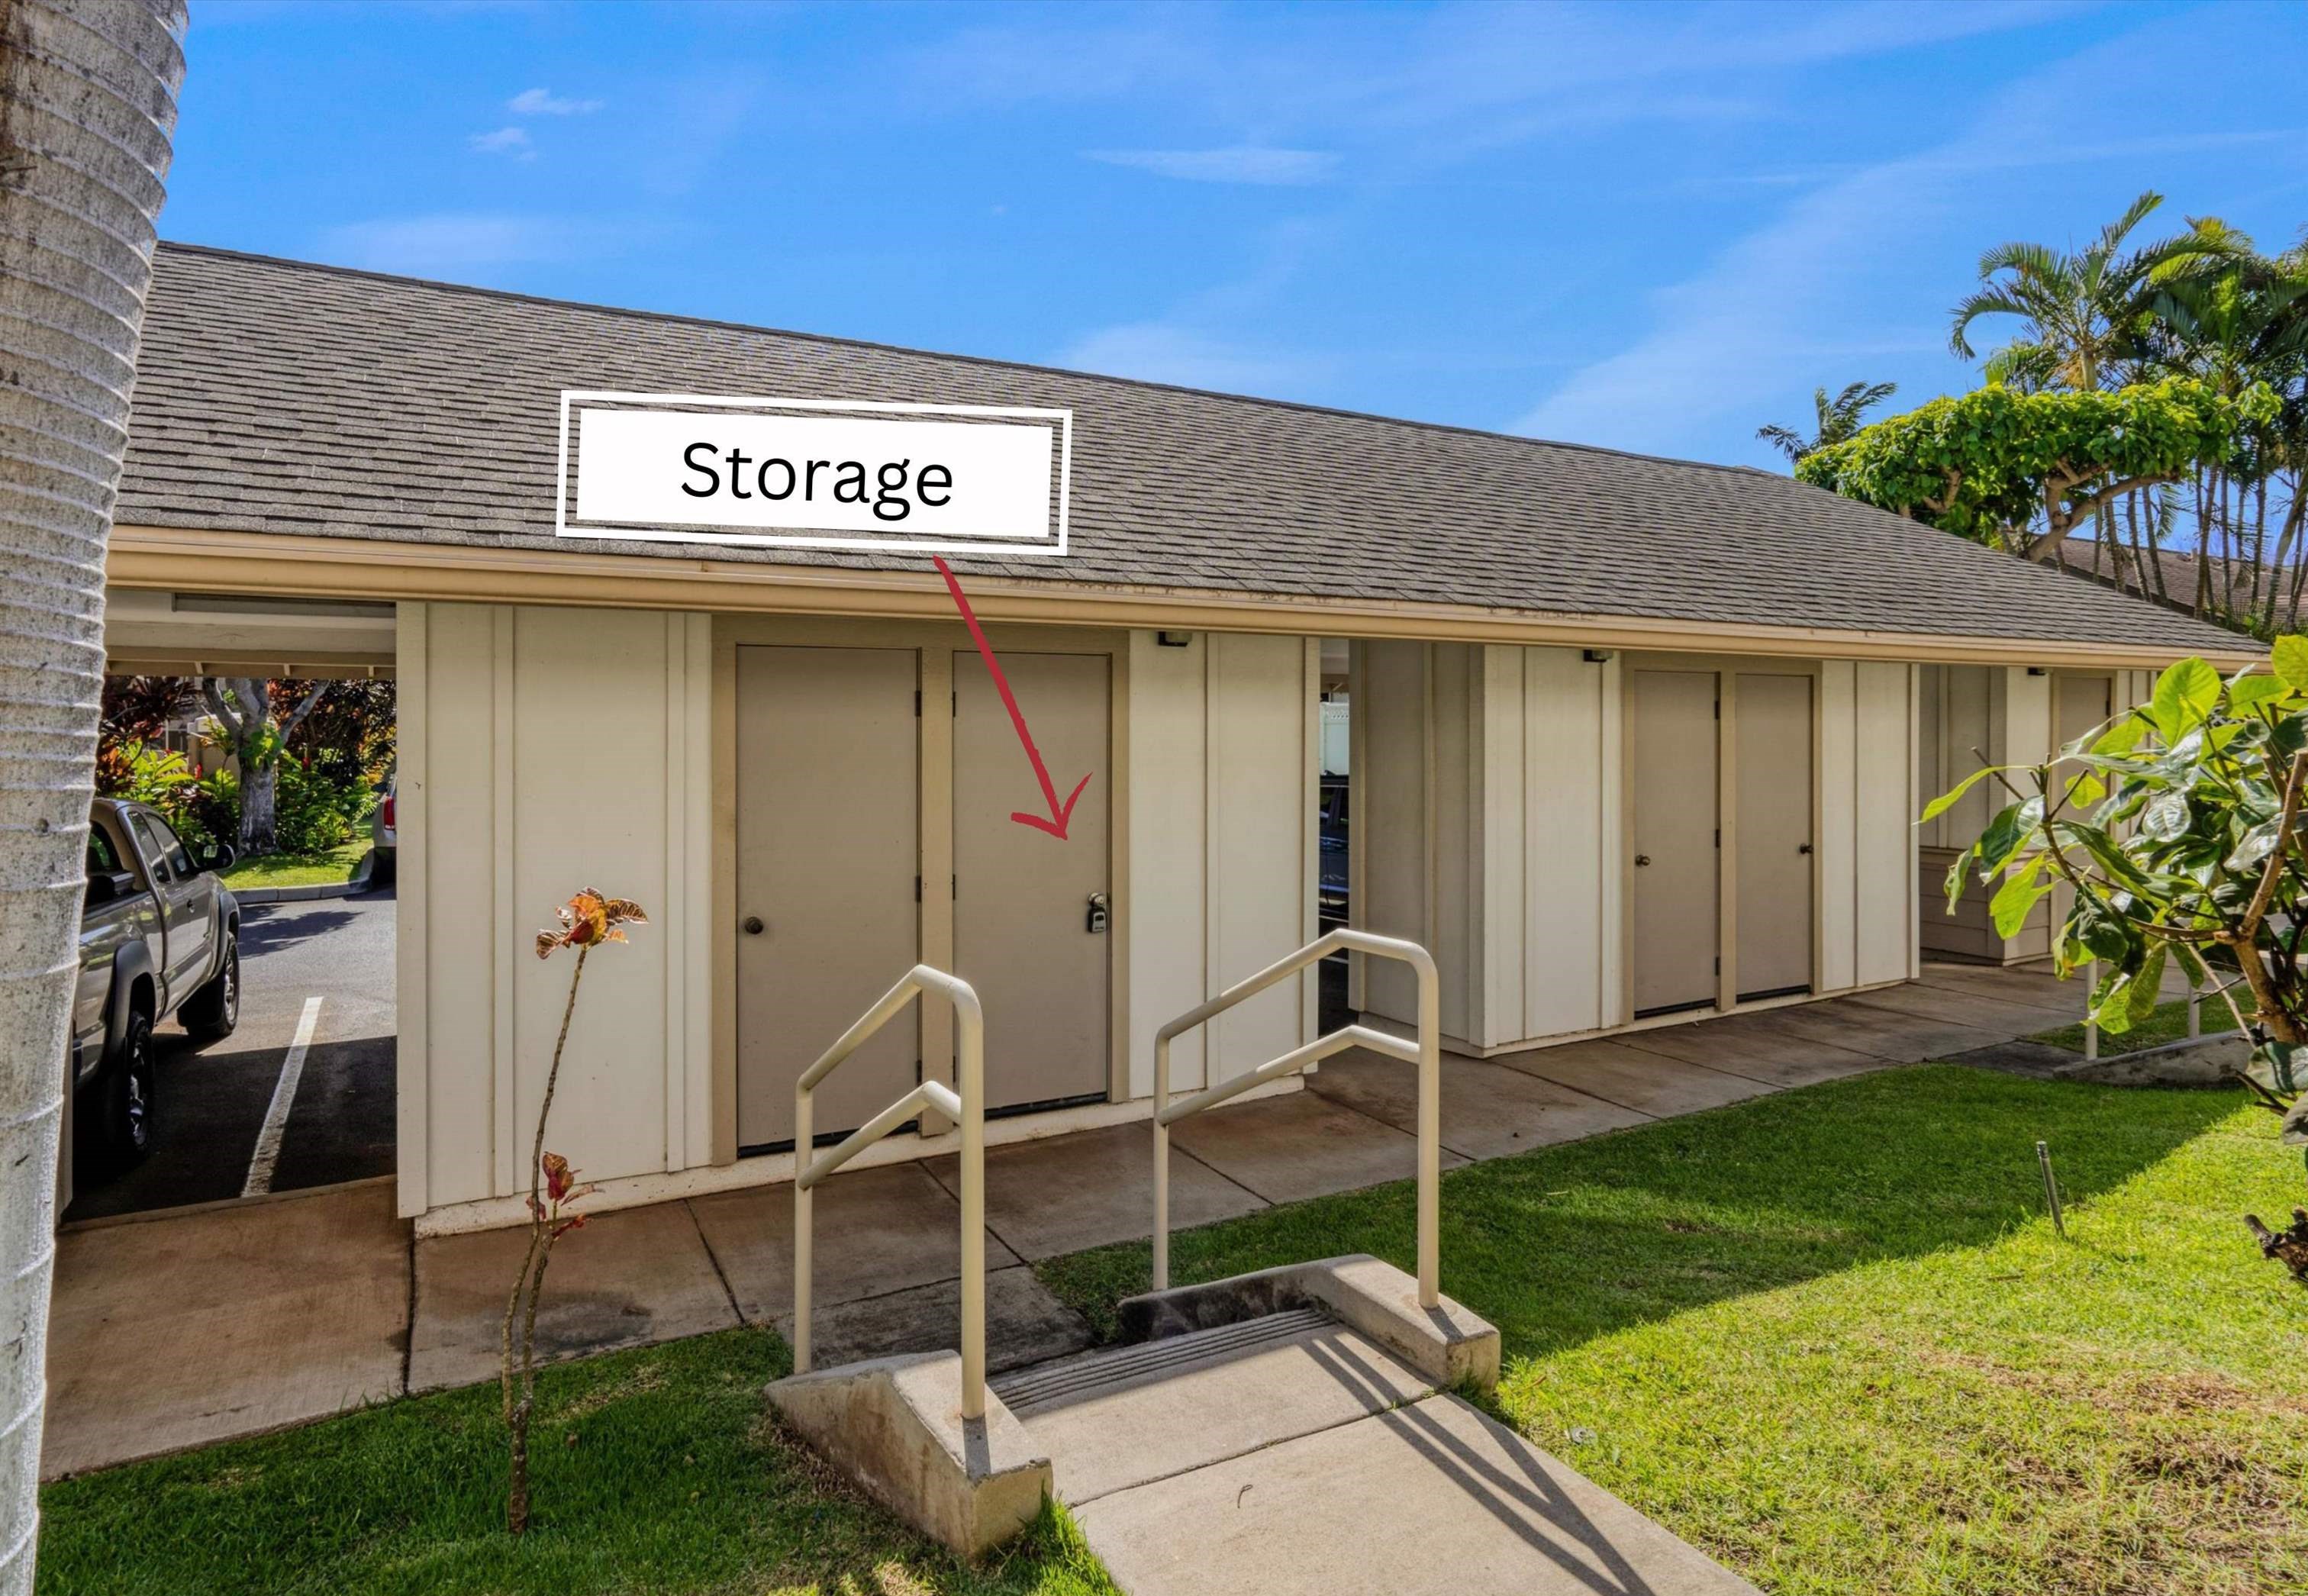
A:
1152 928 1440 1307
793 964 986 1420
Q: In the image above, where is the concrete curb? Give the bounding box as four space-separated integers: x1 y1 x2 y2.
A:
230 853 378 905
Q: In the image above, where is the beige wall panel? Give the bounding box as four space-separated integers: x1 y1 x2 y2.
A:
1480 646 1526 1047
510 607 675 1184
1430 643 1477 1040
1521 647 1607 1038
417 604 500 1207
1854 661 1913 986
1818 659 1858 991
1358 639 1427 1025
1127 630 1207 1096
1206 632 1310 1079
676 615 715 1169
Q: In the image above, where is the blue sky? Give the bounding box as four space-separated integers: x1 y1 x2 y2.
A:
169 0 2306 469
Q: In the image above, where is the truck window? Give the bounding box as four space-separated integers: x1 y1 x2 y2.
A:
86 826 124 876
128 813 188 882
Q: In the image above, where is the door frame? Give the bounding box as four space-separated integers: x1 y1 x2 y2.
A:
1617 652 1823 1022
710 613 1131 1165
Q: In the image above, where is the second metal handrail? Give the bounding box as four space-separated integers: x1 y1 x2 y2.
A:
793 964 986 1419
1152 928 1440 1306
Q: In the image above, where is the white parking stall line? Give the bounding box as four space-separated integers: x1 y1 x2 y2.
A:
243 995 324 1198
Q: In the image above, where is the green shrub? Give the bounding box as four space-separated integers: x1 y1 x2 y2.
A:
272 756 372 857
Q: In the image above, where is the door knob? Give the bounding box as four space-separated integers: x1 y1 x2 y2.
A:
1797 843 1813 856
1634 854 1652 867
1086 891 1110 933
742 915 764 935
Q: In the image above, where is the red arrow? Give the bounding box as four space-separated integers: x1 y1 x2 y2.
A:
933 556 1094 840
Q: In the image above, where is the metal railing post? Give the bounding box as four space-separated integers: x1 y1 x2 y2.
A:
788 965 982 1414
794 1082 814 1375
1415 948 1439 1310
1149 927 1441 1310
1152 1030 1172 1291
954 980 987 1421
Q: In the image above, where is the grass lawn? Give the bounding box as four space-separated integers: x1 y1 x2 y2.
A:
2031 995 2242 1056
1039 1066 2308 1595
220 838 371 891
37 1327 1116 1596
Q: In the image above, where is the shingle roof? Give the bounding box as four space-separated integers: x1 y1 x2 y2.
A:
116 242 2245 654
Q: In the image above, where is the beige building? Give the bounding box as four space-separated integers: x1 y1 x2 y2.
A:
101 243 2252 1232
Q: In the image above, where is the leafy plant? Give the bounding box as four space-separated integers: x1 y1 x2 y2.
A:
1932 640 2308 1278
95 740 232 856
1796 377 2277 562
502 888 649 1534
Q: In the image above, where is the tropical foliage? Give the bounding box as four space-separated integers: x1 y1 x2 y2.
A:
1785 191 2308 634
1756 380 1896 464
1796 378 2277 556
1929 640 2308 1276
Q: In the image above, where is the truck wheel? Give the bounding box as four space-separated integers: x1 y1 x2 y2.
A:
100 1011 158 1167
182 937 240 1042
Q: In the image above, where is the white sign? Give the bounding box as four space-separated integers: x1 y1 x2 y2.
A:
556 392 1072 556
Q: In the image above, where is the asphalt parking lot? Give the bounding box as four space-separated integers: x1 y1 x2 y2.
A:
66 888 396 1222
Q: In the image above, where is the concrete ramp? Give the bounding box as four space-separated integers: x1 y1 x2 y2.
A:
996 1259 1757 1594
1071 1389 1762 1596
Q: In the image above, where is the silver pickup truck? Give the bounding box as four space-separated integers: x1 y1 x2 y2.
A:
74 798 241 1168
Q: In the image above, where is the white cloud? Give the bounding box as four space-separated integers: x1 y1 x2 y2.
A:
1056 321 1317 394
319 213 623 276
468 125 533 159
1085 147 1339 185
508 86 604 116
1507 14 2270 460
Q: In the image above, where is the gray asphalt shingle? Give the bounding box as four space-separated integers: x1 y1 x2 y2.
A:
116 243 2243 655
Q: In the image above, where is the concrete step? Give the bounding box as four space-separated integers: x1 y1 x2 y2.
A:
992 1307 1436 1504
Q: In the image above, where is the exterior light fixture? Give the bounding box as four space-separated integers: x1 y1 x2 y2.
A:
1156 630 1194 648
1582 649 1613 663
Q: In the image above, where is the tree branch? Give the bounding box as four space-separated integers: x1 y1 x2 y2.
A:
278 679 331 740
199 679 247 743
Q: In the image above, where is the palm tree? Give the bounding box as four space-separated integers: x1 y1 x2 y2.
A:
1948 190 2230 391
1758 380 1897 464
0 5 185 1588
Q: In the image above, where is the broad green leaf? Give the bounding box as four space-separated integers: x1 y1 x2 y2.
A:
2139 790 2192 841
1990 858 2048 938
1942 844 1977 913
2090 712 2149 756
2229 673 2293 714
2151 657 2220 740
1919 766 1999 824
2091 975 2136 1035
2272 635 2308 692
2128 943 2167 1026
2247 1040 2303 1096
1976 801 2030 872
2226 817 2284 871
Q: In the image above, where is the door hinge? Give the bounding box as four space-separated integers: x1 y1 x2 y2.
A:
1714 827 1721 847
915 1059 924 1084
952 690 959 714
1714 955 1721 975
914 689 921 715
915 875 922 902
1713 699 1720 719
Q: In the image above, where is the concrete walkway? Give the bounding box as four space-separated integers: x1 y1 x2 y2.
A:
42 961 2123 1478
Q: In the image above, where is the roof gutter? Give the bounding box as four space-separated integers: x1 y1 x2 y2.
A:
105 524 2260 672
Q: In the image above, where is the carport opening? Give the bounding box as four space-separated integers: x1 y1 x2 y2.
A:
65 642 398 1224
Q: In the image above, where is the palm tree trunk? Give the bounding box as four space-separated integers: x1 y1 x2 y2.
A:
0 5 184 1590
